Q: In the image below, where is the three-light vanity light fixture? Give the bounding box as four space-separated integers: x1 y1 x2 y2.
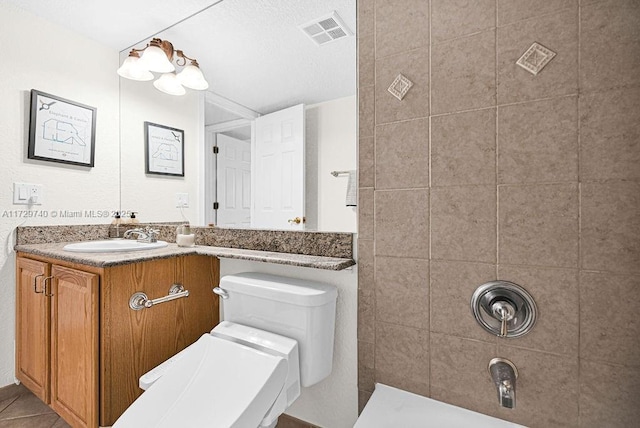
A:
117 38 209 96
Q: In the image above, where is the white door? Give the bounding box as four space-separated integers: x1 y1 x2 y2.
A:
252 104 305 230
216 134 252 227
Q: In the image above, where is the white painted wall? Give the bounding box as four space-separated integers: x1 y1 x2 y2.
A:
0 3 120 387
219 258 358 428
305 96 357 233
119 77 204 224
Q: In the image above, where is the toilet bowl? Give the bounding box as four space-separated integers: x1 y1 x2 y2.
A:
113 272 338 428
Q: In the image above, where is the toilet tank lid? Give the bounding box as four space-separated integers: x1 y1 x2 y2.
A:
220 272 338 306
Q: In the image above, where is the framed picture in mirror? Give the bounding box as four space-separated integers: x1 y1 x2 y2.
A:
144 121 184 177
28 89 97 167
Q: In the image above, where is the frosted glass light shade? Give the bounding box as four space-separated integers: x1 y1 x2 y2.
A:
153 73 186 96
177 64 209 90
139 45 175 73
117 56 154 81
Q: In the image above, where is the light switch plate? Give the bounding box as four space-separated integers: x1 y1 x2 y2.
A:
176 193 189 208
13 183 43 205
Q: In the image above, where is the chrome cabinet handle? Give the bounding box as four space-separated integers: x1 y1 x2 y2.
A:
129 284 189 310
33 274 45 293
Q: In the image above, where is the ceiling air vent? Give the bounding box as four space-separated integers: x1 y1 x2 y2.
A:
299 11 353 46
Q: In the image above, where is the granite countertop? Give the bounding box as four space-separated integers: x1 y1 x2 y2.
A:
14 242 356 271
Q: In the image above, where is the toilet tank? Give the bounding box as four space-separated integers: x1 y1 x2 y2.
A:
219 272 338 387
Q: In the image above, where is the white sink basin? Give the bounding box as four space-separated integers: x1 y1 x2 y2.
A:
63 240 168 253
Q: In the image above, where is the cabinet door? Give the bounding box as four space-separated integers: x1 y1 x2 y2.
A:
100 256 219 426
50 264 98 428
15 257 50 403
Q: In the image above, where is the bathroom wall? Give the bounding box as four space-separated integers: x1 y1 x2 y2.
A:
220 258 358 428
119 77 204 224
0 3 120 387
357 1 640 427
305 95 358 233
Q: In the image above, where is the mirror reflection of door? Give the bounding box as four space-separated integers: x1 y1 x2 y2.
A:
252 104 305 230
216 134 251 228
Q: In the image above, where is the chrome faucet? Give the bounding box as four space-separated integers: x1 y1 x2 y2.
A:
123 227 159 243
489 358 518 409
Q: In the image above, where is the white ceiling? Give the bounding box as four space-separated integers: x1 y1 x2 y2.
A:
7 0 356 117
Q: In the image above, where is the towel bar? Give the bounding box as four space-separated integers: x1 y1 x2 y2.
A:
129 284 189 310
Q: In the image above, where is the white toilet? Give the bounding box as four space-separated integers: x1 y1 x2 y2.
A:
113 272 338 428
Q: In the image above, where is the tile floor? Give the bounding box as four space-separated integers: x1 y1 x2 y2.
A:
0 383 316 427
0 384 69 428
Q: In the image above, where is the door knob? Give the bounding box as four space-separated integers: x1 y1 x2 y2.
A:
288 217 305 224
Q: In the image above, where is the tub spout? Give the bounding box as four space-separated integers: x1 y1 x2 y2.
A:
489 358 518 409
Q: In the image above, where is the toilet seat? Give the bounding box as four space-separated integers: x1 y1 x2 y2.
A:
113 333 289 428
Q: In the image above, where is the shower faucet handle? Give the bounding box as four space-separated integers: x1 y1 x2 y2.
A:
491 301 515 337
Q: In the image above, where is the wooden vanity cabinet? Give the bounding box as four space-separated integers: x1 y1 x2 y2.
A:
16 257 99 428
16 253 219 428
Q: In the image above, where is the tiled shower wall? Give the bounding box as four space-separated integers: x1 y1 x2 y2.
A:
356 1 640 427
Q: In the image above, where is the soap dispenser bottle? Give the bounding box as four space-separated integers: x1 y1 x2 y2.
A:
109 212 122 238
129 212 139 225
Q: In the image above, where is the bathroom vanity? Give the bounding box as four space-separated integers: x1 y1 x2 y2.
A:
14 225 354 428
15 252 219 428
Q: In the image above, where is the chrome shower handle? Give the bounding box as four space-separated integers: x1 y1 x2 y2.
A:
491 301 515 337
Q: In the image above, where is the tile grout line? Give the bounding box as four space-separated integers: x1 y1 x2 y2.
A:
376 92 579 128
494 0 500 362
576 2 583 425
427 0 433 398
371 0 377 399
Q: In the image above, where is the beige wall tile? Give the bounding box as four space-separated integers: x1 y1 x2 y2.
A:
430 334 497 414
358 35 375 89
499 184 579 268
374 189 429 258
497 9 578 104
580 271 640 367
432 30 496 114
358 289 375 343
358 239 374 293
497 0 576 26
430 260 497 341
375 0 429 58
375 119 429 189
498 96 578 184
375 257 429 329
432 0 495 43
498 265 579 356
359 137 375 188
358 340 375 392
359 85 375 138
431 186 497 263
375 321 429 396
580 87 640 181
357 0 374 38
580 0 640 92
579 360 640 428
581 181 640 273
375 48 429 125
495 347 579 427
431 108 496 186
358 187 374 240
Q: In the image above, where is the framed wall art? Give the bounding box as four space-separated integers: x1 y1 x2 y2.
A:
28 89 97 167
144 121 185 177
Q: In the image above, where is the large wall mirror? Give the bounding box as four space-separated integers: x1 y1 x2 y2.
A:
119 0 356 232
